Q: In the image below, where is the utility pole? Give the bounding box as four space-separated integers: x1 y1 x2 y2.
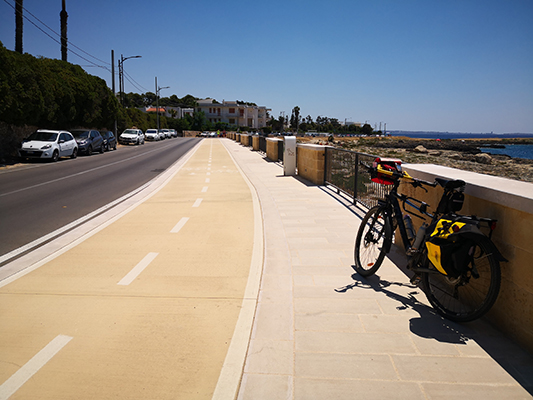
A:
15 0 23 53
155 77 169 132
112 50 117 136
60 0 68 61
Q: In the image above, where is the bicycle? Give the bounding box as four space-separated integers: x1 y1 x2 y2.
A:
354 157 506 322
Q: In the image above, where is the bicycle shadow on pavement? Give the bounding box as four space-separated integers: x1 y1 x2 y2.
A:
335 272 470 345
335 271 533 395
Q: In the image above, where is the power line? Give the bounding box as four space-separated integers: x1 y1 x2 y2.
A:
123 70 147 93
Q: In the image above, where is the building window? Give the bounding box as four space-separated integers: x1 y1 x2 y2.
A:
229 108 235 114
229 119 235 124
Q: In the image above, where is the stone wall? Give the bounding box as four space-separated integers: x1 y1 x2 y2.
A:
296 144 326 185
182 130 201 137
252 136 260 151
266 138 281 161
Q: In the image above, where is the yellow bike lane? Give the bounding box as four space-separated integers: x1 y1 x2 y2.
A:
0 139 261 399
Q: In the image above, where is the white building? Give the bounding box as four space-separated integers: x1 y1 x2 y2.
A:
145 106 194 119
196 99 271 129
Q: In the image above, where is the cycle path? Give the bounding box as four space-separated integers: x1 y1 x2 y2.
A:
222 139 533 400
0 139 262 399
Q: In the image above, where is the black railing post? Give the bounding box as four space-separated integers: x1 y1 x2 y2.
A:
324 147 328 185
354 153 359 204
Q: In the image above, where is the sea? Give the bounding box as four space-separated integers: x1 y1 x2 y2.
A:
388 131 533 160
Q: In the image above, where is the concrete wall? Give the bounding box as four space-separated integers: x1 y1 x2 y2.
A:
401 164 533 354
296 144 326 185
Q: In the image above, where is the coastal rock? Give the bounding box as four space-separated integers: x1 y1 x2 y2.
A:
414 145 428 153
475 153 492 164
450 153 463 159
428 150 441 156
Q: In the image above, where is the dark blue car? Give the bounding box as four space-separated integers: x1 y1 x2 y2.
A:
70 129 105 155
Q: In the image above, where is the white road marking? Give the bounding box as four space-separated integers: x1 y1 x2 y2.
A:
170 217 189 233
192 198 203 208
201 186 208 193
205 178 210 183
0 335 73 400
117 252 158 286
206 172 211 176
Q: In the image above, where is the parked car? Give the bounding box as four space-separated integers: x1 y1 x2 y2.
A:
161 129 171 139
100 131 117 151
19 129 78 162
70 129 105 155
158 130 165 140
119 128 144 145
145 129 160 141
168 129 178 138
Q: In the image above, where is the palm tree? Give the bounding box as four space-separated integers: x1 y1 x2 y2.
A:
15 0 23 53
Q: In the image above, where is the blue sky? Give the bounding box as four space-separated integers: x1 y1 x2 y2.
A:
1 0 532 133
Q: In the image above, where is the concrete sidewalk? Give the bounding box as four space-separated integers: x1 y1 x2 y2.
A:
221 139 533 400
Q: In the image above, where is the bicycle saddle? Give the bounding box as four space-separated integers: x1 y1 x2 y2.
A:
435 178 465 189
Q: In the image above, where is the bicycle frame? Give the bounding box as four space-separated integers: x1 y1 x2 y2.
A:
377 179 433 253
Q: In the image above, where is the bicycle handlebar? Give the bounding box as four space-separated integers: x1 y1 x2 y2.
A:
359 161 437 188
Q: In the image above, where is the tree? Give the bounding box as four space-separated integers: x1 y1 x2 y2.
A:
290 106 301 132
361 123 373 135
15 0 23 54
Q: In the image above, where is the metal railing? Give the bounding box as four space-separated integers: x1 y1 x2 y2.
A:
258 136 266 153
324 147 391 209
277 140 284 162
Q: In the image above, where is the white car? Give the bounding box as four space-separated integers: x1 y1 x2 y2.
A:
168 129 178 138
19 129 78 161
161 129 172 139
119 128 145 145
145 129 160 141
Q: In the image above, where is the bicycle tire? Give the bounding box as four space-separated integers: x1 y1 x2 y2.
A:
354 206 392 277
422 237 501 322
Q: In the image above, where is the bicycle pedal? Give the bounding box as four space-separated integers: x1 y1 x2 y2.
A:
410 275 422 286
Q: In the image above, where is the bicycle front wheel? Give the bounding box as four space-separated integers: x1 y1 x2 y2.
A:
422 237 501 322
354 206 392 277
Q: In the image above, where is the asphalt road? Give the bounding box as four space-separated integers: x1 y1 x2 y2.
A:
0 137 201 259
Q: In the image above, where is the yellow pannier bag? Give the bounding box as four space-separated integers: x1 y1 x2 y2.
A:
425 218 475 277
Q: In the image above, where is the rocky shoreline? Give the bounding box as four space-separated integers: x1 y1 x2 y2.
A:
304 136 533 183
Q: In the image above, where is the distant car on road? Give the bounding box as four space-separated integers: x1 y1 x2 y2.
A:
100 131 117 151
19 129 78 161
145 129 160 141
70 129 105 155
119 128 145 145
168 129 178 138
161 129 172 139
158 130 166 140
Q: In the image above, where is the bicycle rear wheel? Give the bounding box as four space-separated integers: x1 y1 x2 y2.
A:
422 237 501 322
354 206 392 277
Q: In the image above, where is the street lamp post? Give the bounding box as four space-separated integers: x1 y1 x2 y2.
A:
118 54 141 106
155 77 170 132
